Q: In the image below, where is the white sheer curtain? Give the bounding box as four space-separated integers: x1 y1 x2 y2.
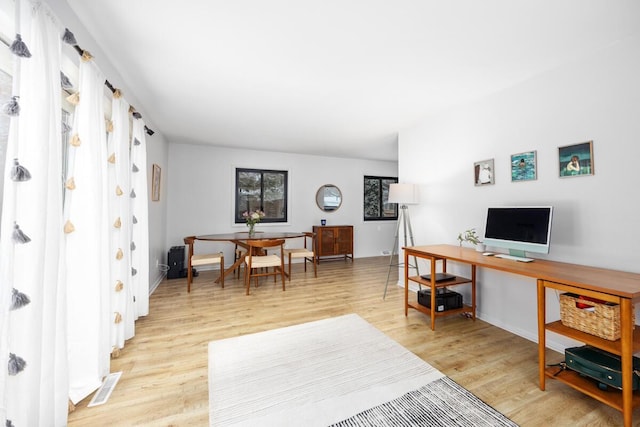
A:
130 119 149 318
0 0 152 420
108 94 135 350
0 1 68 425
64 56 111 404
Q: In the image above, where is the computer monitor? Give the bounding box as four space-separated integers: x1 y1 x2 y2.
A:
483 206 553 258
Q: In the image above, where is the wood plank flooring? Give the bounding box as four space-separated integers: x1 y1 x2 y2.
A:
67 256 633 426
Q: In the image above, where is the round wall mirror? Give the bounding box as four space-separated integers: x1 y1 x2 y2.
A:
316 184 342 212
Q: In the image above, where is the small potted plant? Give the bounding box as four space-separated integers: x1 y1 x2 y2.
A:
457 228 485 252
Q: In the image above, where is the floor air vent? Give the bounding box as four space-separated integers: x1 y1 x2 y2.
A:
88 371 122 407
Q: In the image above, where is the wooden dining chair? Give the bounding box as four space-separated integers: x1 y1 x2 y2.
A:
283 232 317 280
243 239 286 295
183 236 224 292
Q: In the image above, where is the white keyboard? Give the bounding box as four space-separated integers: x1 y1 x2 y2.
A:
494 254 534 262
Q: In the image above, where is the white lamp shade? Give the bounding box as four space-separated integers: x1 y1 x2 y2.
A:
388 183 418 204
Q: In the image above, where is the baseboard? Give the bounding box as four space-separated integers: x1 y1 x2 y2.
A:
476 310 578 354
150 272 165 295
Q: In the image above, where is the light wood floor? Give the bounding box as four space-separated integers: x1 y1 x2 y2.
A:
68 256 634 426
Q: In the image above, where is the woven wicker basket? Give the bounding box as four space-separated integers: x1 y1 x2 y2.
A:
559 293 633 341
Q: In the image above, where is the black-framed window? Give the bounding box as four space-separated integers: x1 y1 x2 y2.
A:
235 168 288 223
364 176 398 221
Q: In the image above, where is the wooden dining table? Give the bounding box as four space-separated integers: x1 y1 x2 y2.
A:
193 232 307 282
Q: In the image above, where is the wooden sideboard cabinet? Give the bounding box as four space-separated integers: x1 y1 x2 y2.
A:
313 225 353 262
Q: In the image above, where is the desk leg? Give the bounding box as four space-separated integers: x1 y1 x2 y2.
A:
430 258 436 331
471 265 476 321
621 298 633 427
537 279 546 391
404 249 409 316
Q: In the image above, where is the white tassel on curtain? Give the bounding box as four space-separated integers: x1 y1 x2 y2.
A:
64 56 111 404
0 1 68 425
130 119 149 318
107 93 135 351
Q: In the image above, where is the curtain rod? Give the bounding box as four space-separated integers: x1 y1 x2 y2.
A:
70 44 154 136
4 27 154 136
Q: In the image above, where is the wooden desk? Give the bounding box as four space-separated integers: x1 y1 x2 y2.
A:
403 244 640 427
194 232 306 281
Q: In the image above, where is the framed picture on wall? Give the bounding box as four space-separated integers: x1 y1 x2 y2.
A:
559 141 594 177
152 163 161 201
474 158 495 186
511 151 537 182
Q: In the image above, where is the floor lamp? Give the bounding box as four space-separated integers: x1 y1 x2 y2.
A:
384 183 420 299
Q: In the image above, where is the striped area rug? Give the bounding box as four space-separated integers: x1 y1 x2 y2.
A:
209 314 517 427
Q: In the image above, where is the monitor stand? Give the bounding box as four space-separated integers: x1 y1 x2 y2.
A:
509 249 527 258
494 249 534 262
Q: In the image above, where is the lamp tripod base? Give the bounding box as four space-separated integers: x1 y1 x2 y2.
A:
383 205 419 299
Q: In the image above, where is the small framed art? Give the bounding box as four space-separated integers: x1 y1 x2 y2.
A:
511 151 537 182
474 158 494 186
152 163 161 201
559 141 594 177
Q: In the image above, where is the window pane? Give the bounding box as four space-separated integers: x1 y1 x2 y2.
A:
263 172 286 219
381 178 397 218
237 170 262 221
364 175 398 221
236 168 287 223
61 109 71 200
364 178 380 218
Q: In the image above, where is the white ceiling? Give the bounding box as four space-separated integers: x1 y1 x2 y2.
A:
65 0 639 161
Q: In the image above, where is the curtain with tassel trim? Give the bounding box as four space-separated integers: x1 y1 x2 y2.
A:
107 93 135 352
130 119 149 318
64 55 111 404
0 0 153 420
0 1 69 425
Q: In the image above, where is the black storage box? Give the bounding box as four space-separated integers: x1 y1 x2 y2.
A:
167 246 200 279
417 288 463 312
565 345 640 390
167 246 185 279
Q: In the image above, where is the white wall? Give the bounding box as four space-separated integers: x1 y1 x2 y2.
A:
398 35 640 352
146 137 169 289
165 143 398 264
